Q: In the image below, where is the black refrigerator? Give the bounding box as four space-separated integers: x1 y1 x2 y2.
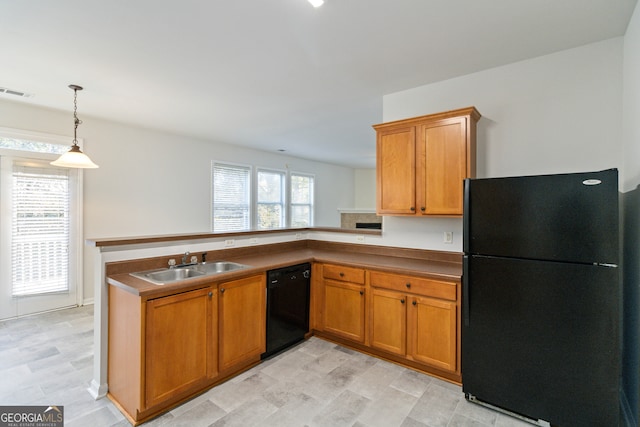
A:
462 169 621 426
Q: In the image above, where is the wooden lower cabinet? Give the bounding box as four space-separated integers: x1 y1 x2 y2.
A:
145 287 217 408
370 287 406 356
108 274 265 425
368 271 459 378
316 264 460 382
218 275 266 372
407 295 457 372
324 280 366 343
320 264 366 344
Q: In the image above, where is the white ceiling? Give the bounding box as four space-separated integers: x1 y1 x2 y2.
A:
0 0 636 168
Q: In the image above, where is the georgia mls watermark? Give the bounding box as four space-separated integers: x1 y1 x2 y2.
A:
0 406 63 427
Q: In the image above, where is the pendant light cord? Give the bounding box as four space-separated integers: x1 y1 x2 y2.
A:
72 87 82 147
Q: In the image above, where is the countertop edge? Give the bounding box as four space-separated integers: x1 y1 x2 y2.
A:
107 248 461 298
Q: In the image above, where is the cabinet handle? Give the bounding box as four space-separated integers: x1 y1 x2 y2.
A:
412 300 417 306
420 207 426 212
208 291 213 298
339 272 344 277
405 283 411 288
359 290 364 296
220 288 225 294
400 299 405 304
410 207 416 211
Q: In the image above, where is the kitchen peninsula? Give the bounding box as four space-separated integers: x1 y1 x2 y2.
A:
87 228 462 425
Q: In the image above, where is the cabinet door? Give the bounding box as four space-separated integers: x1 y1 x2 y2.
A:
370 288 406 356
145 287 214 408
376 126 416 214
418 117 467 215
408 295 457 372
323 280 366 343
218 275 266 371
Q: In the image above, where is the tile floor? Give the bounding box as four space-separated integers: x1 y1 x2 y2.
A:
0 305 532 427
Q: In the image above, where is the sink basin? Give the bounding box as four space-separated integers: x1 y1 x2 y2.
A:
131 267 205 284
130 261 250 285
194 261 248 274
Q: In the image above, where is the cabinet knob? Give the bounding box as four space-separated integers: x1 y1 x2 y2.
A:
400 299 405 304
410 207 416 211
339 272 344 277
412 300 417 306
220 288 225 294
420 207 426 212
405 283 411 288
359 290 364 296
208 291 213 298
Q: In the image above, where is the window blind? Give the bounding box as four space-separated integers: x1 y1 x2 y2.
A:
212 163 251 231
11 166 70 296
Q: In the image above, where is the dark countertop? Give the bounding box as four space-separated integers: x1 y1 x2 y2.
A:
107 247 462 298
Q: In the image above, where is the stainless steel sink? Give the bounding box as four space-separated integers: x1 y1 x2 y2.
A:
130 261 250 285
193 261 248 274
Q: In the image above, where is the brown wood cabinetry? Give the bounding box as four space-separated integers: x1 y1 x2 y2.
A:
218 275 266 372
369 271 459 376
108 274 265 425
321 264 366 344
315 262 461 383
108 285 218 424
374 107 480 216
145 287 217 408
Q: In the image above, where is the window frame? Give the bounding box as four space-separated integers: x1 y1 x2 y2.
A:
255 167 287 230
289 171 315 228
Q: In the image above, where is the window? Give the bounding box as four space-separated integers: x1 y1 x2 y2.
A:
11 164 70 296
290 173 314 227
211 163 315 231
212 163 251 231
257 169 285 229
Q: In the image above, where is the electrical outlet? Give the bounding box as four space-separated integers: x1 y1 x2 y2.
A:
444 231 453 244
224 239 235 247
356 235 365 243
249 238 258 245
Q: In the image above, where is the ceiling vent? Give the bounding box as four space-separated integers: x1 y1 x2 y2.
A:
0 87 33 98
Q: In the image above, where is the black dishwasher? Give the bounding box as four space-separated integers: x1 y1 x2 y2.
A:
262 263 310 359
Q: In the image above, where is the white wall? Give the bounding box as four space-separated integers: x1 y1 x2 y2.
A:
0 99 356 301
380 38 624 251
354 168 376 208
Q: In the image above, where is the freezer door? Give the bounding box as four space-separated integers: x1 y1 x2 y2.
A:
463 169 618 264
462 255 621 426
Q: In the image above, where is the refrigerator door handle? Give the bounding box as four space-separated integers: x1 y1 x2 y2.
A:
463 255 470 326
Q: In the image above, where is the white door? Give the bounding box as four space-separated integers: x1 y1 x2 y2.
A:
0 156 79 320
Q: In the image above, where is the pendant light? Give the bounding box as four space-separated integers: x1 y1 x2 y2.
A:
51 84 99 168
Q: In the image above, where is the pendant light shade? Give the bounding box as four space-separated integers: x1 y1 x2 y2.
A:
51 84 99 169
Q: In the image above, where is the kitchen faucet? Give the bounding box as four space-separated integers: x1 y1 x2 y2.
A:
169 251 198 268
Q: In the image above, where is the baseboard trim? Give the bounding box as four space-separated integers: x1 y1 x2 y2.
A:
87 379 108 400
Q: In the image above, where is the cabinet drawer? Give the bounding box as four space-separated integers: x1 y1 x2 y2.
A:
370 271 456 301
323 264 365 284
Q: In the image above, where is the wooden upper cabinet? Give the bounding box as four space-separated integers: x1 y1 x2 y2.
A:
376 126 416 214
374 107 480 216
